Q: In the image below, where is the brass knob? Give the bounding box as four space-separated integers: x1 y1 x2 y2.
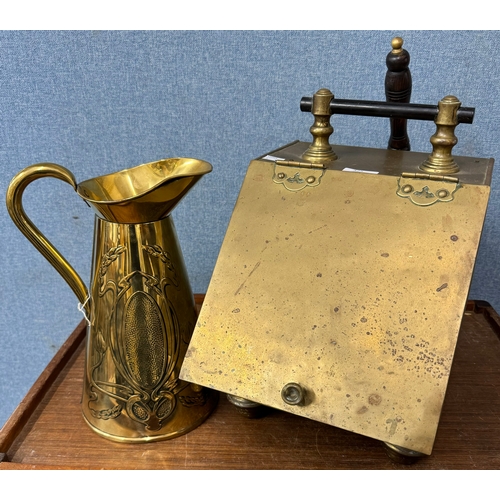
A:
281 383 305 405
391 36 404 54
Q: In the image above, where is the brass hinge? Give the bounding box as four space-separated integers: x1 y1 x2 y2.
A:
273 160 326 191
275 160 326 169
397 172 461 206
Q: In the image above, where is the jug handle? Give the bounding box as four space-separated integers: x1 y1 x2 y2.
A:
6 163 89 315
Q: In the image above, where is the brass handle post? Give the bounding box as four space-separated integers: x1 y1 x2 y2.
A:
420 96 462 174
302 88 338 162
6 163 89 313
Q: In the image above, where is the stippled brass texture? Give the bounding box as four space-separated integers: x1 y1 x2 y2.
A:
6 158 218 443
180 142 493 455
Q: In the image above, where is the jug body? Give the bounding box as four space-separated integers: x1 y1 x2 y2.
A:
83 215 218 442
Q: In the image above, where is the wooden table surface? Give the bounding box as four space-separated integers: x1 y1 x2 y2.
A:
1 298 500 470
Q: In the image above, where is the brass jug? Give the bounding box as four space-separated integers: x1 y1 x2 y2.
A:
6 158 219 443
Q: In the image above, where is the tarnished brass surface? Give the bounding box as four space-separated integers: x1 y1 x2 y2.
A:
6 158 218 443
180 142 492 455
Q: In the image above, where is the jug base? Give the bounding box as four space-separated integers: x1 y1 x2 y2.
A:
81 389 219 444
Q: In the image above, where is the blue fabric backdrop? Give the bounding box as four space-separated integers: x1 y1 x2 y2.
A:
1 30 499 428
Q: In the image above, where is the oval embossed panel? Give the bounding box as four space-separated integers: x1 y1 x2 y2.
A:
124 291 166 389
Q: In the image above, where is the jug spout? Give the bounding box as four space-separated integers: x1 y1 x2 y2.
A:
77 158 212 223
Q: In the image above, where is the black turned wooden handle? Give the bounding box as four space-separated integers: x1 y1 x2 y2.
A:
299 98 475 123
385 37 412 151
